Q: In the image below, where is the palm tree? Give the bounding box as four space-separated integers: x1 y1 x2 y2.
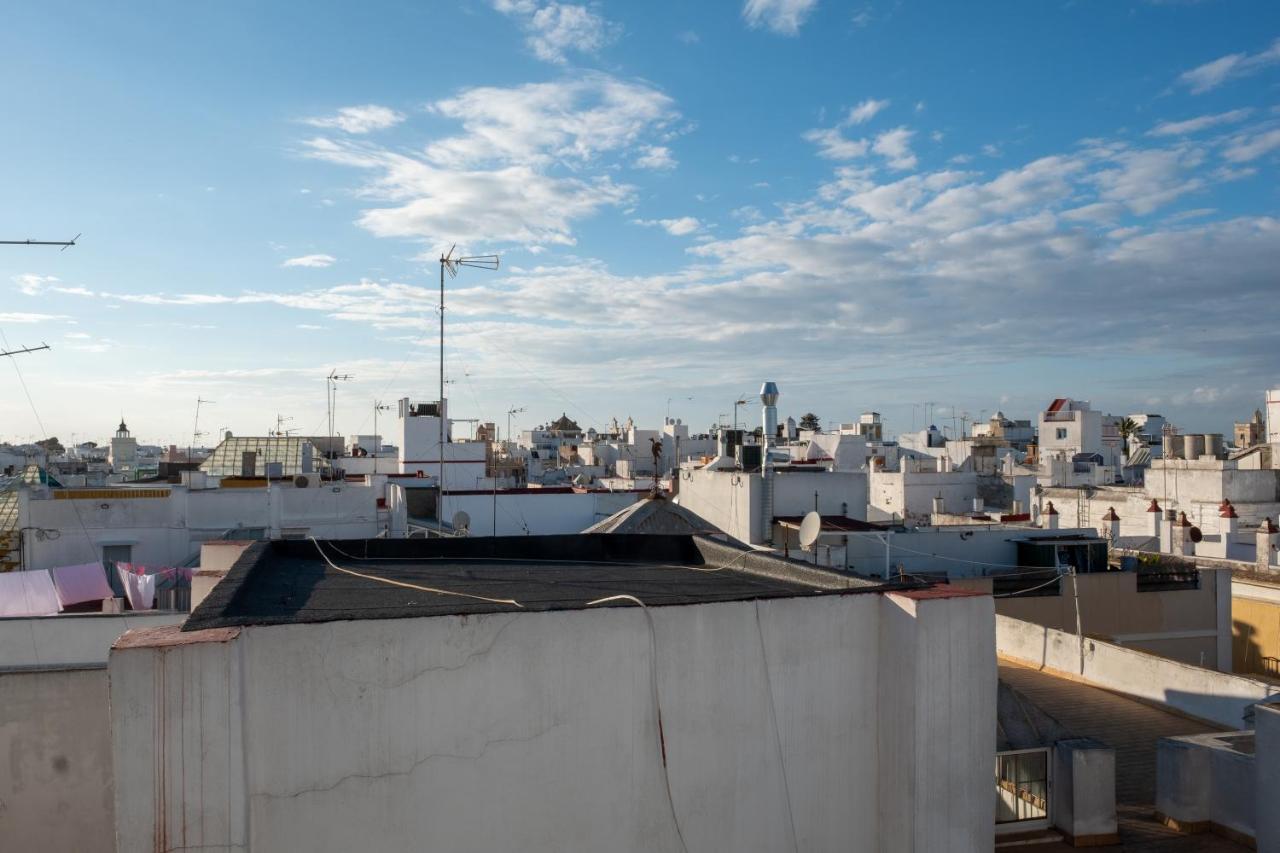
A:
799 413 821 432
1117 417 1139 462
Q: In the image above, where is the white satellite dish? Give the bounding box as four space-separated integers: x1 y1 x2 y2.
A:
798 510 822 551
451 510 471 534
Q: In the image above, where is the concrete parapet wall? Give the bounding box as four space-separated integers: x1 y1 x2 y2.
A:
112 590 996 852
0 611 187 669
996 614 1278 728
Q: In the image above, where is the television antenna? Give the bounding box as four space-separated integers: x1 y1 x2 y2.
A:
191 397 215 461
0 342 51 359
438 245 498 525
326 370 354 456
1 233 79 251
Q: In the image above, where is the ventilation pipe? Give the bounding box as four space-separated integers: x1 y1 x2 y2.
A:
760 381 779 544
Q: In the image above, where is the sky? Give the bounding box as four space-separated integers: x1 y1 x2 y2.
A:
2 0 1279 446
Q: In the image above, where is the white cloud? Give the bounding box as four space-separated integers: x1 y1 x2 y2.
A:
1178 37 1280 93
11 274 94 298
281 254 337 268
677 30 700 44
1222 127 1280 163
492 1 619 64
304 74 678 247
872 127 917 170
635 216 702 236
0 312 68 323
634 145 677 170
296 324 326 330
303 105 404 134
1148 109 1253 137
843 98 889 126
803 127 869 160
742 0 818 35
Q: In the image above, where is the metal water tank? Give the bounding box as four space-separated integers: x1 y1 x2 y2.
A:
1204 433 1225 458
1183 434 1205 459
1163 433 1183 459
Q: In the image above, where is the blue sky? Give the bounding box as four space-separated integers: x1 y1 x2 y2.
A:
2 0 1278 445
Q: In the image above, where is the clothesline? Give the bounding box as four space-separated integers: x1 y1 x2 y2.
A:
0 560 193 616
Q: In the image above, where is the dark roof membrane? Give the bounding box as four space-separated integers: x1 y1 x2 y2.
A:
185 534 901 630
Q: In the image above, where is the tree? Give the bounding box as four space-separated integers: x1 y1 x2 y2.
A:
799 413 821 432
1117 417 1138 461
35 437 64 456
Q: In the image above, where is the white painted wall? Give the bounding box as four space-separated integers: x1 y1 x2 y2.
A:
444 490 641 536
997 614 1279 728
20 483 386 570
0 667 115 853
112 590 997 852
0 612 187 668
869 469 978 524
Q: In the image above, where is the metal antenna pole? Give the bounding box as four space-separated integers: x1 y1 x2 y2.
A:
192 397 214 462
437 246 499 527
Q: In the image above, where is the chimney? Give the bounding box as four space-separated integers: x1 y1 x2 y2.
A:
1147 499 1163 547
759 382 779 544
1219 500 1238 539
1044 500 1059 530
1100 506 1121 544
1172 511 1194 557
1258 518 1279 573
972 497 985 514
932 495 945 516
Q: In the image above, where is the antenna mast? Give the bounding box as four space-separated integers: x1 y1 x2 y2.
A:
438 245 498 527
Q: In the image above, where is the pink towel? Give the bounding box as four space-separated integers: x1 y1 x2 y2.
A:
50 562 114 608
0 570 60 617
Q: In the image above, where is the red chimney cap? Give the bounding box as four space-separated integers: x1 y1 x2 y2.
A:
1176 511 1191 527
1262 518 1279 534
1102 507 1120 521
1220 504 1238 519
1044 501 1058 515
1147 499 1162 513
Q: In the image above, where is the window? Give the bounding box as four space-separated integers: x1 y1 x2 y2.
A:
1055 428 1068 440
996 750 1049 825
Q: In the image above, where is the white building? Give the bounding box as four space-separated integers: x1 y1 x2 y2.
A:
108 420 138 474
110 536 997 853
868 457 979 525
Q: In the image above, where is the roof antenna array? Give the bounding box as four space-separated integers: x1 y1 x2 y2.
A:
0 233 80 251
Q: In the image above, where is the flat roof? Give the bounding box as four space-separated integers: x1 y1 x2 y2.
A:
185 534 902 630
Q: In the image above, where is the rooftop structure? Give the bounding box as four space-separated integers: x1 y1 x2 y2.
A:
200 435 329 478
112 534 998 853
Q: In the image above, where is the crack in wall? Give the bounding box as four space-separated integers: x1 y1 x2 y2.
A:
319 614 522 694
252 720 567 802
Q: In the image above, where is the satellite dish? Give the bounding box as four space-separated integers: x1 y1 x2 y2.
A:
1189 526 1203 544
451 510 471 533
798 511 822 551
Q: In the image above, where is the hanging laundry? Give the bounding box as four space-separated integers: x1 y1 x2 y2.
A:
50 562 114 608
0 570 60 617
116 564 157 611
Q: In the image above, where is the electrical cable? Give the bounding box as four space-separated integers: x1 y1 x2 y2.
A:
585 594 690 853
0 327 100 565
753 600 799 853
992 572 1065 598
308 537 522 608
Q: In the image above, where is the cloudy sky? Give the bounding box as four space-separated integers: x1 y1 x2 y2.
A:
2 1 1278 445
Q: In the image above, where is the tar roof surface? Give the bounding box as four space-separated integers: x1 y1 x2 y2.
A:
185 534 898 630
